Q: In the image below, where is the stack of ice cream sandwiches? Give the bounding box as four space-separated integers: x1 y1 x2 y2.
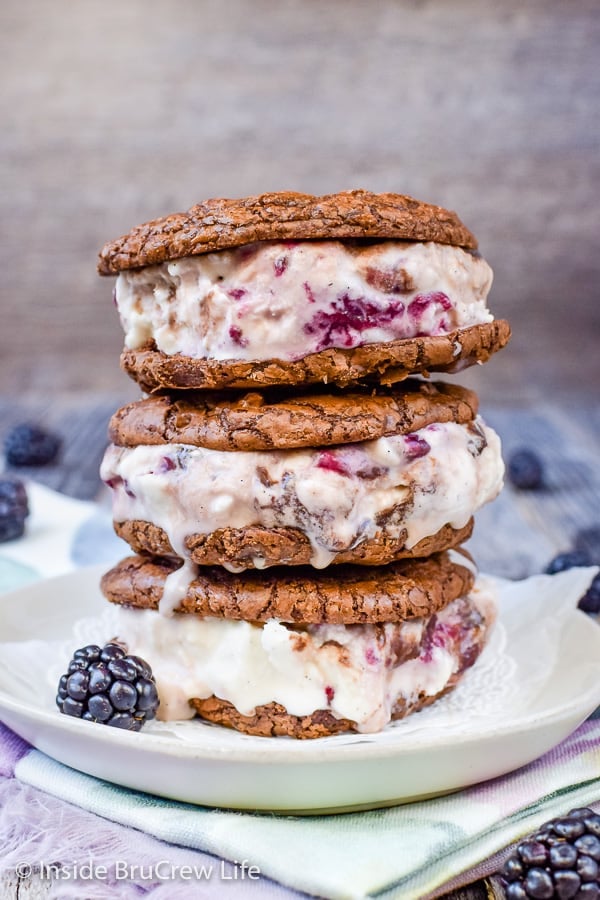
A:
98 190 510 738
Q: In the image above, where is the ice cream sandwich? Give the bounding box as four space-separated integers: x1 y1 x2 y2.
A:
101 550 495 737
98 191 510 392
101 381 504 571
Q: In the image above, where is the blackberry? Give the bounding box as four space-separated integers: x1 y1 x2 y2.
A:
499 807 600 898
5 423 61 466
56 642 159 731
544 547 600 615
580 574 600 615
0 477 29 543
507 449 545 490
572 527 600 613
545 551 591 575
574 527 600 564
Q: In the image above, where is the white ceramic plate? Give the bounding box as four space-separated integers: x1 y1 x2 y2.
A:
1 565 599 814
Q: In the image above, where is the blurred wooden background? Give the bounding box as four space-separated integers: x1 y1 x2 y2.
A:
0 0 599 406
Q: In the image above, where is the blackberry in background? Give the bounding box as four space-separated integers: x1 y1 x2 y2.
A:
4 423 62 466
0 477 29 543
507 448 544 490
580 574 600 615
544 548 600 616
574 527 600 564
546 551 591 575
56 642 160 731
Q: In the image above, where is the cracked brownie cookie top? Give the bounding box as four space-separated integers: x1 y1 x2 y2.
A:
98 190 478 274
99 191 509 390
108 380 478 452
101 549 477 624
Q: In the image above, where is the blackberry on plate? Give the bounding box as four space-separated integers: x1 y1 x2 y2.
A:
56 642 159 731
5 423 62 466
498 806 600 899
507 448 545 491
0 477 29 543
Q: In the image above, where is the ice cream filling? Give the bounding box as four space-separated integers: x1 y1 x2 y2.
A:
111 580 496 732
101 417 504 573
115 240 494 362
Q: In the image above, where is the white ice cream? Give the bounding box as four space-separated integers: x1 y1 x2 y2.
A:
115 240 493 362
112 580 496 732
101 417 504 572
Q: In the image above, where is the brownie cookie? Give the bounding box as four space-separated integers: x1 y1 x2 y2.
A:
98 190 478 274
100 550 475 624
119 321 510 393
109 381 478 451
189 686 455 739
114 518 474 568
